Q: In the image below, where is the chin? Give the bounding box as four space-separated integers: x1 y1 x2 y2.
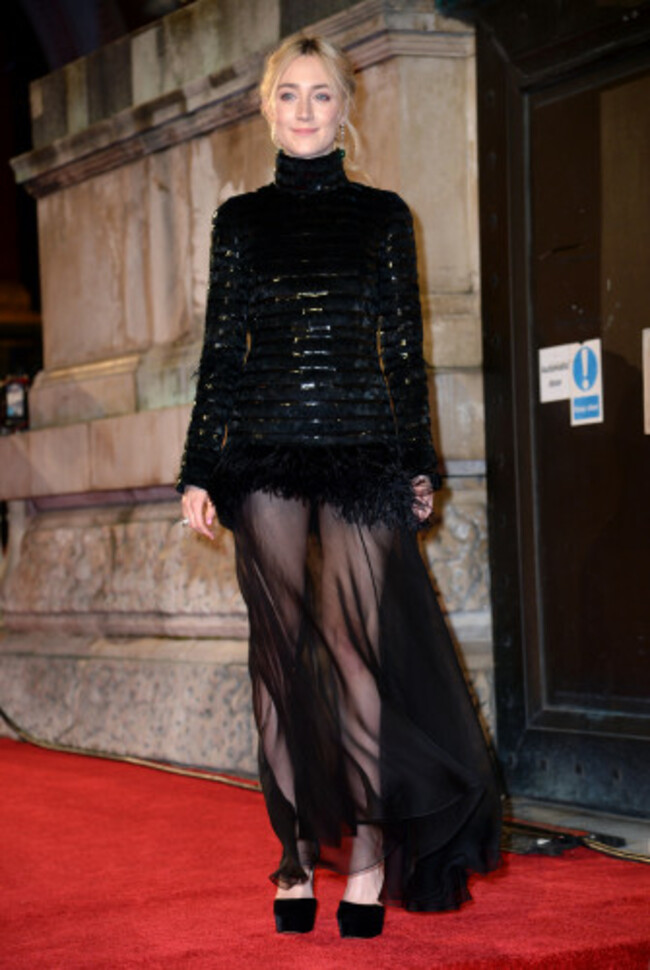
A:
284 142 333 159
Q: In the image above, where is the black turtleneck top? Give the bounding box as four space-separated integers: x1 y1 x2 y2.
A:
177 149 440 530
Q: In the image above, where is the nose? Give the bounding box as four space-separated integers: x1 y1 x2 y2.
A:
296 94 313 120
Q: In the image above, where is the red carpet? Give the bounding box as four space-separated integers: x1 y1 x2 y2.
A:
1 738 649 969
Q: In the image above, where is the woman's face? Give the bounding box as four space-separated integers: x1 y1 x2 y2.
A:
270 54 344 158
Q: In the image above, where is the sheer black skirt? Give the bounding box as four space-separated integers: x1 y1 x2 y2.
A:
232 490 501 912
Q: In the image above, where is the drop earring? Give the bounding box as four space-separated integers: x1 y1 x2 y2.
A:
339 122 346 157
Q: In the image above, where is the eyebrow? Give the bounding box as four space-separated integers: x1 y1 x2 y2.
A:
277 82 332 90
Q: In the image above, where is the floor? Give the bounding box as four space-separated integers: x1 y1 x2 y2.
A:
509 796 650 860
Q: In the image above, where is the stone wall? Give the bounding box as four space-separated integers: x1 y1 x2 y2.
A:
0 0 494 769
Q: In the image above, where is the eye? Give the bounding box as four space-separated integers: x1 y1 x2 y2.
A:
315 92 331 102
279 91 295 102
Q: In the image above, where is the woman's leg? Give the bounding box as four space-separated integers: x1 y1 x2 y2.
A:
233 490 313 895
319 505 393 903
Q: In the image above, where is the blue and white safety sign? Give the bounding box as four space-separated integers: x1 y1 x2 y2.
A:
570 339 603 426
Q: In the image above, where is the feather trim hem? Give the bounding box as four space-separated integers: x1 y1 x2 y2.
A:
207 441 441 532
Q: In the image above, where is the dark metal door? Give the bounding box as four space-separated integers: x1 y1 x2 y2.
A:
476 0 650 815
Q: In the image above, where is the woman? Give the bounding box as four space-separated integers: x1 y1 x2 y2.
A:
179 35 501 939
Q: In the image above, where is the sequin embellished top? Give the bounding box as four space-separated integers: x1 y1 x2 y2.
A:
177 149 440 530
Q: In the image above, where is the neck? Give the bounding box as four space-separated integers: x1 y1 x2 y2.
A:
274 148 348 193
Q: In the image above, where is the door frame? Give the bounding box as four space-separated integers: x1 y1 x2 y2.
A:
475 0 650 815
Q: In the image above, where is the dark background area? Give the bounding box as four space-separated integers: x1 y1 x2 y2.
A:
0 0 197 381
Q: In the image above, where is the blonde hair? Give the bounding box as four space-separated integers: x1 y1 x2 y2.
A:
260 34 360 160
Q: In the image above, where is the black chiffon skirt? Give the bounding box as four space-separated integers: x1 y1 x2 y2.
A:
231 488 502 912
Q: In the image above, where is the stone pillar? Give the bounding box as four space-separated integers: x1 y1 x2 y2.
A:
0 0 494 768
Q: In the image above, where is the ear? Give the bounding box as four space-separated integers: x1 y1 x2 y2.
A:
338 94 350 126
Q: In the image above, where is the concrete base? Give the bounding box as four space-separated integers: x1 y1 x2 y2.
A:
0 632 257 775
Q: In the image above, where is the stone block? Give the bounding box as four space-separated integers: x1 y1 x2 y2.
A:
424 292 482 369
28 423 91 497
29 355 139 428
64 59 89 136
0 498 246 636
0 633 257 773
281 0 356 35
429 369 485 462
153 0 279 106
89 406 192 492
131 24 165 107
355 59 401 196
196 0 280 78
421 479 494 735
0 406 192 501
455 637 496 739
136 342 201 411
31 146 195 364
187 136 221 332
147 146 193 345
423 477 490 615
39 163 150 369
207 115 275 204
133 5 260 113
86 36 132 126
0 434 31 499
31 71 66 149
399 54 479 294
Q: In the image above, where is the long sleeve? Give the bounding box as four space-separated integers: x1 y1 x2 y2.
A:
378 195 440 484
176 200 248 492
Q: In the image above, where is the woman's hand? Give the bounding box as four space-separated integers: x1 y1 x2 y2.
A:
411 475 434 523
181 485 216 540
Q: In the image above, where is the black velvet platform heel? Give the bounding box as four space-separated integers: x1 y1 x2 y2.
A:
273 898 318 934
336 901 385 939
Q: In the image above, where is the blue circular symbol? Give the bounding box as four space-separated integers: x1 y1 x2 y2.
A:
572 346 598 391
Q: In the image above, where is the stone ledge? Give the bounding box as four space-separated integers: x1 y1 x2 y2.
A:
0 404 191 501
0 631 248 665
442 459 486 476
32 486 178 511
2 612 249 639
29 353 140 429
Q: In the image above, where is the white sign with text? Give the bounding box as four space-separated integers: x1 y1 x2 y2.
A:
539 343 579 402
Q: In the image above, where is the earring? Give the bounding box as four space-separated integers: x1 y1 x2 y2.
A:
339 122 346 157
